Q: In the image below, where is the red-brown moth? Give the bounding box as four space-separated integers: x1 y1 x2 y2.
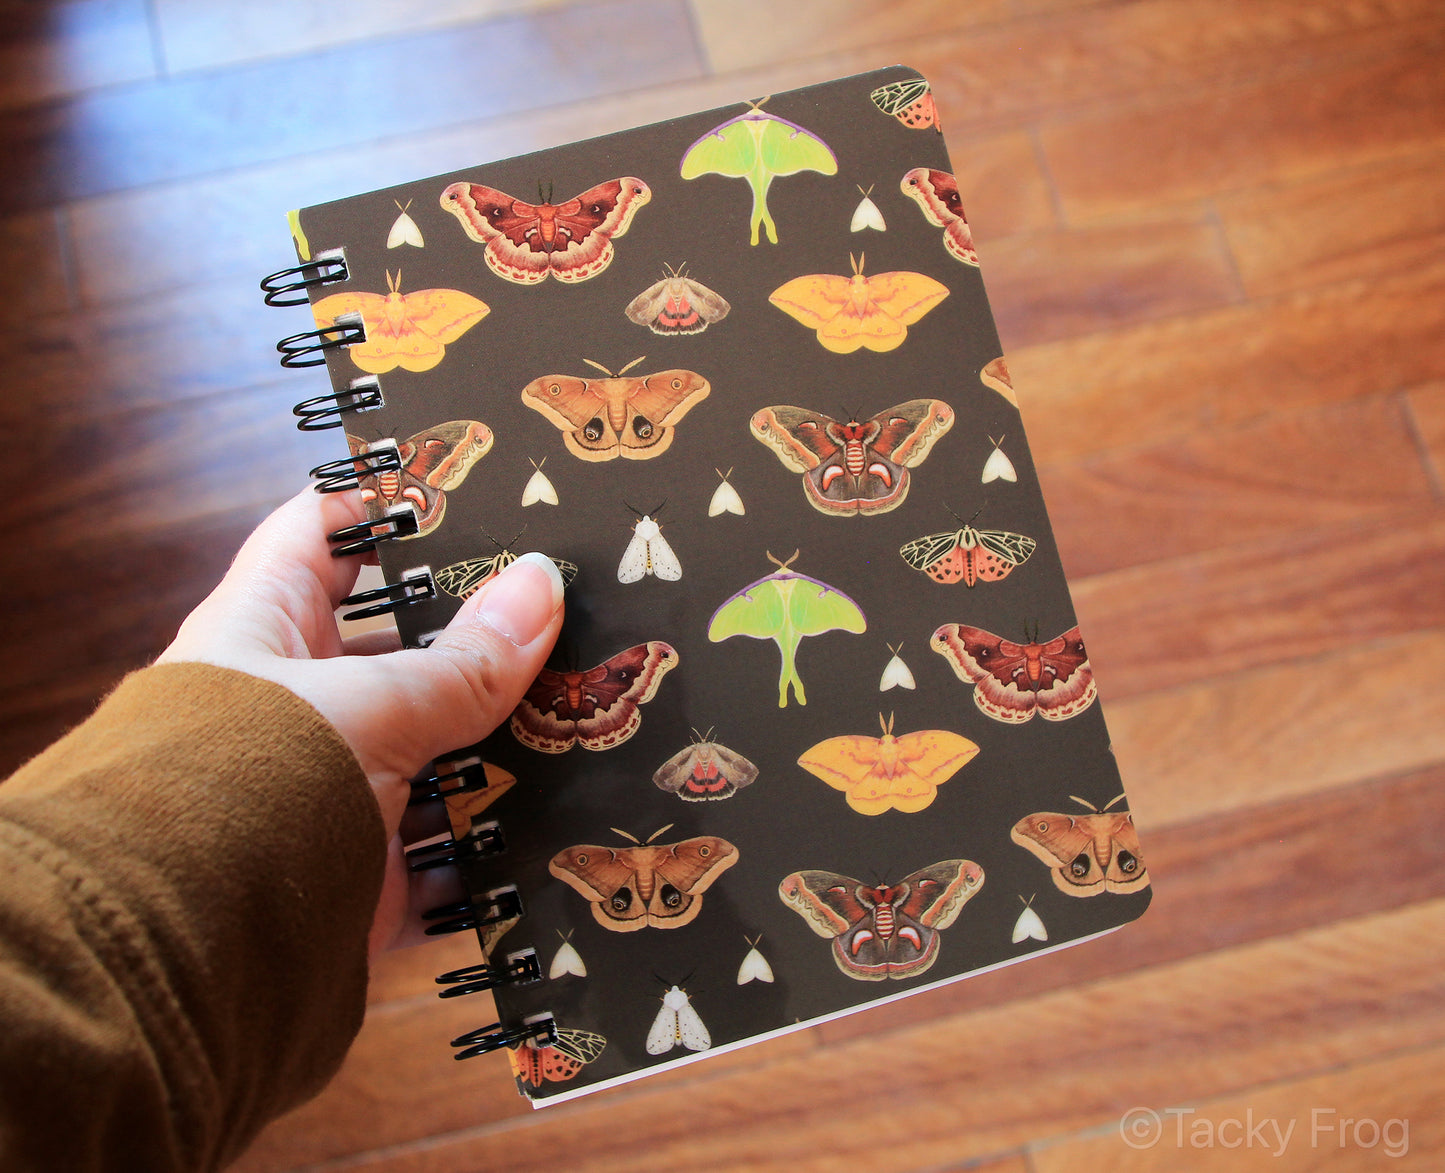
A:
930 623 1096 723
439 177 651 283
652 730 758 801
508 1027 606 1089
511 642 677 752
900 168 979 266
779 860 984 980
550 827 738 931
1011 796 1149 897
750 399 954 516
625 264 731 335
346 420 491 537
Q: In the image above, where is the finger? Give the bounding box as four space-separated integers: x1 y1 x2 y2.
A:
223 487 369 612
340 627 404 657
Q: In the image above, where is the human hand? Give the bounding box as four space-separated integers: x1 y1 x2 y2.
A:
157 487 563 955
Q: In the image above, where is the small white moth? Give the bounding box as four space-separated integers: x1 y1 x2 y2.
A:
646 985 711 1054
736 935 775 984
618 513 682 582
850 184 886 232
1012 894 1048 943
386 198 424 249
708 467 745 517
879 641 916 691
521 456 558 507
982 434 1017 484
548 930 586 979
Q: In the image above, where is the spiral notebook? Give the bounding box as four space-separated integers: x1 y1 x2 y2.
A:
263 66 1151 1106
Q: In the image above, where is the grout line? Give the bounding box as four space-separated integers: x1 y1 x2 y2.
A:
51 204 81 312
1204 198 1251 305
1398 387 1445 502
142 0 170 79
1027 123 1068 228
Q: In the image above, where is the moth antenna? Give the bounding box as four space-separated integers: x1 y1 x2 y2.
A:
766 549 801 571
877 712 888 736
645 824 675 844
703 726 715 742
746 94 771 111
1103 793 1128 811
618 355 647 376
582 358 614 376
530 455 547 471
503 524 528 549
1020 894 1034 908
395 197 412 213
1068 795 1101 813
623 500 643 518
857 183 873 197
649 499 667 518
611 827 641 844
663 261 677 279
991 434 1006 447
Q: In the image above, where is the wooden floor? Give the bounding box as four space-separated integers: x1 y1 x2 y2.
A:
3 0 1444 1168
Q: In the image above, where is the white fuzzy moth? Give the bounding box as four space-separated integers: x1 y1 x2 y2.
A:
646 985 711 1054
618 512 681 582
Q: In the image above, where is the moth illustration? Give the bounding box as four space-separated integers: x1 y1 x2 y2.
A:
510 641 678 752
850 184 885 232
508 1026 605 1089
879 642 915 691
387 198 423 248
870 77 943 132
521 357 710 462
522 456 558 506
625 264 730 334
931 623 1096 723
982 435 1017 483
440 760 516 843
652 729 759 801
770 252 948 353
548 930 586 979
312 271 488 373
346 421 492 537
439 176 651 283
708 551 866 707
737 935 774 984
797 713 979 816
899 515 1036 585
647 985 710 1053
900 168 979 265
618 508 681 583
1011 796 1149 897
680 100 837 245
549 826 738 931
750 398 954 516
708 467 744 517
436 535 578 600
779 859 984 981
981 356 1019 407
1012 894 1047 943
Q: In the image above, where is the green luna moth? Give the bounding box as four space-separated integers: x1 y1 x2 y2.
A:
708 552 865 706
680 102 837 245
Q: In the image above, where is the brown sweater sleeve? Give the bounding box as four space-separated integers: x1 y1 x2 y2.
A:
0 663 386 1172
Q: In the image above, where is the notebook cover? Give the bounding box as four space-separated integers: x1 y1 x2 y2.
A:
291 66 1150 1105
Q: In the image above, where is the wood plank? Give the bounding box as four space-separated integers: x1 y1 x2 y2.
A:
152 0 567 73
0 663 131 780
0 0 155 113
1407 380 1445 491
1216 145 1445 299
1032 1042 1441 1171
326 900 1445 1172
982 212 1241 348
820 760 1445 1044
0 0 705 214
1041 20 1445 222
1070 506 1445 699
1009 257 1445 466
0 208 70 316
1039 393 1436 579
1105 628 1445 830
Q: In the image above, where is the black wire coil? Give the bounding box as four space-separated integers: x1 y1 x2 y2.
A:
450 1015 556 1061
435 952 542 999
293 382 383 431
339 570 436 621
422 887 522 937
276 320 365 368
310 444 400 493
408 757 493 805
406 821 506 872
260 256 349 306
327 510 419 557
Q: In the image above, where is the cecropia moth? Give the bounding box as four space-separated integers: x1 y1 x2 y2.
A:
1011 796 1149 897
750 398 954 515
510 641 678 752
312 271 487 373
549 827 738 931
345 421 492 537
900 168 979 265
440 177 650 283
779 859 984 980
769 253 948 353
930 623 1096 723
521 357 710 462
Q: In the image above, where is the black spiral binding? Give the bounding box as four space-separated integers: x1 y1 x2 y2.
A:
422 886 522 937
451 1015 556 1061
408 756 492 805
276 317 366 368
407 821 506 871
260 254 348 306
326 509 420 557
339 569 436 622
310 443 400 493
436 950 543 999
293 377 384 431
